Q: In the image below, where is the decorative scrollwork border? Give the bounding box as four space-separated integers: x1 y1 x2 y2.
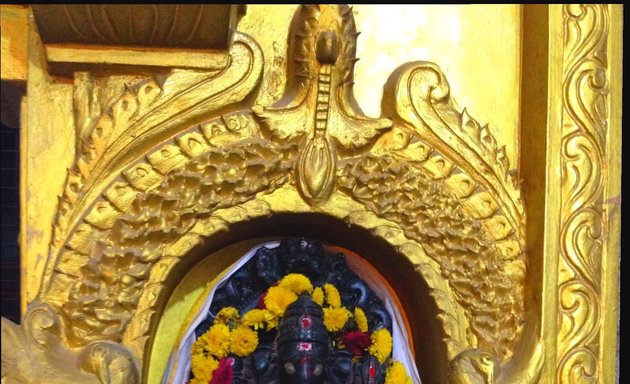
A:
556 4 615 383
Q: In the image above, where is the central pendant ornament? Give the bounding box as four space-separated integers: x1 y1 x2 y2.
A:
253 5 392 204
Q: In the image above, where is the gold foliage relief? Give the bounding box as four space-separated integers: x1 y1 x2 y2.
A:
557 4 609 383
48 122 297 345
46 32 264 296
341 60 528 361
50 32 262 264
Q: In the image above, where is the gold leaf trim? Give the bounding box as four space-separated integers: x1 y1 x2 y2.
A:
557 4 609 383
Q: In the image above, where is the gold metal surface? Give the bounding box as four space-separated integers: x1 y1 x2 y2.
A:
30 5 243 49
45 44 229 71
1 5 29 81
0 4 621 384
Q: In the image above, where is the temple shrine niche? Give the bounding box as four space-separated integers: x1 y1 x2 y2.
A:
0 4 621 384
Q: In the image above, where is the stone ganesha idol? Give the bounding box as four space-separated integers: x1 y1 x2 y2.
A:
186 239 410 384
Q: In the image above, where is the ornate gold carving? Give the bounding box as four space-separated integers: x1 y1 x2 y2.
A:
23 4 527 378
252 5 392 203
60 136 296 346
46 31 264 293
447 341 545 384
1 301 139 383
448 349 499 384
557 4 609 383
339 59 527 361
7 4 621 384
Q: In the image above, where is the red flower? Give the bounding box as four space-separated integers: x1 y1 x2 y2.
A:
210 357 234 384
341 331 371 357
257 292 267 309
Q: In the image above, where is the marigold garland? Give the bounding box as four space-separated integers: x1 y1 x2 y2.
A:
354 307 368 333
323 307 351 332
229 326 259 356
190 271 412 383
264 312 279 330
368 328 393 363
311 286 324 306
385 361 413 384
323 283 342 308
215 306 239 325
202 323 232 358
241 309 267 330
190 354 218 383
264 286 298 317
278 273 313 294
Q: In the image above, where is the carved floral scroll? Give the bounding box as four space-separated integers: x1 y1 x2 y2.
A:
557 4 611 383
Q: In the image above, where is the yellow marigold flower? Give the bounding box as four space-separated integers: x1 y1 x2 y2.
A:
385 361 412 384
242 309 267 330
323 307 351 332
265 286 298 317
191 335 206 356
264 312 279 330
230 325 259 356
201 323 231 358
311 287 324 306
215 306 240 325
324 283 342 308
369 328 393 363
191 354 218 383
354 307 368 333
279 273 313 294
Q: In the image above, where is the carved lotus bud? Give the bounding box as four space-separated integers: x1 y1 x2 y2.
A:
297 136 337 203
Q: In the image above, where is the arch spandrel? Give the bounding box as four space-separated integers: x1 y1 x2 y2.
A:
3 4 621 384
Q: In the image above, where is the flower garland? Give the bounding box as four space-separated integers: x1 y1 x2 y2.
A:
190 273 412 383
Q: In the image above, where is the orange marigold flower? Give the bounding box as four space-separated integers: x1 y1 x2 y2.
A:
323 307 350 332
265 313 279 330
265 286 298 317
191 335 206 356
368 328 393 363
279 273 313 294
